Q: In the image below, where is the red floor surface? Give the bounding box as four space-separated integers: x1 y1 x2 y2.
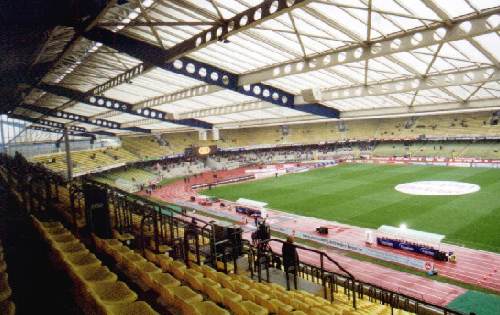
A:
140 164 500 305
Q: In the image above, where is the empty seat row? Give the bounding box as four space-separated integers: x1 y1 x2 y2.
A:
94 236 230 315
31 217 158 315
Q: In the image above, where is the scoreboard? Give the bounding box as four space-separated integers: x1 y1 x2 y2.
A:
185 145 217 157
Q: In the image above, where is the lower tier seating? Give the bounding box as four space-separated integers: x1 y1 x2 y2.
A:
31 216 159 315
93 235 413 315
0 240 15 315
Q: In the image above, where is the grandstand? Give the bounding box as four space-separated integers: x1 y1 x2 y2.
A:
1 0 500 314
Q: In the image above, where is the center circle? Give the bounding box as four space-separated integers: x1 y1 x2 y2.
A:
395 181 480 196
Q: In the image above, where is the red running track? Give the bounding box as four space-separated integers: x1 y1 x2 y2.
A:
141 164 500 305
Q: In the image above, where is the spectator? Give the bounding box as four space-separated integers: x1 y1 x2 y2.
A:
282 236 299 290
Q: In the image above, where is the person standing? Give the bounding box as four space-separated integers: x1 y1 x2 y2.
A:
282 236 299 290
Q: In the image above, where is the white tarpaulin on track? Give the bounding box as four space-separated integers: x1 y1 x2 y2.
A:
377 225 445 246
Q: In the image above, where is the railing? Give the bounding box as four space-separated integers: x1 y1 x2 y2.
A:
0 154 465 315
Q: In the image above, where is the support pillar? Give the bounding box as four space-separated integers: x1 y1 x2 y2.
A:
64 128 73 180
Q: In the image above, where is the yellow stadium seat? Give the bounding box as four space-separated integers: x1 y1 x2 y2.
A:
204 283 225 304
292 311 308 315
105 301 159 315
144 249 159 265
40 220 63 229
51 233 77 245
57 241 89 256
102 238 122 251
0 300 15 315
303 296 324 308
89 281 138 305
66 252 102 270
133 261 161 288
172 286 203 309
183 300 230 315
189 263 203 272
110 245 132 263
200 277 220 291
150 272 180 295
76 265 118 284
170 261 187 280
122 252 146 272
307 307 331 315
317 304 341 314
252 289 271 304
278 306 297 315
0 273 12 302
231 300 268 315
291 299 310 312
157 255 173 272
201 264 216 276
217 273 235 290
221 288 243 311
264 298 293 314
184 270 204 291
234 283 254 302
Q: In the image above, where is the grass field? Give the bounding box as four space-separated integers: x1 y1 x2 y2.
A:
202 163 500 252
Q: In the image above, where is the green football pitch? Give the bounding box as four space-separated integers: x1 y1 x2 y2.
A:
202 163 500 252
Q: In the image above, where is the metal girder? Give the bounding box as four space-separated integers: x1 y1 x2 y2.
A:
18 103 152 134
35 83 214 129
176 101 275 119
341 98 500 118
82 27 340 118
421 0 500 67
298 67 500 103
213 98 500 129
239 7 500 85
1 120 27 130
26 125 98 139
126 100 276 126
8 113 88 133
93 63 148 94
132 0 313 63
132 84 224 110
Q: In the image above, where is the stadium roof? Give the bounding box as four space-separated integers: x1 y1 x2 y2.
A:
11 0 500 136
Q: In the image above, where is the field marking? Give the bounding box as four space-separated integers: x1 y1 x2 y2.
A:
395 181 480 196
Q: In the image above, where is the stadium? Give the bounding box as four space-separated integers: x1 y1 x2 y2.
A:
1 0 500 314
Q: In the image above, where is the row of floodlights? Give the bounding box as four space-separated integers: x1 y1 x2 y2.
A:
55 109 119 128
88 95 167 120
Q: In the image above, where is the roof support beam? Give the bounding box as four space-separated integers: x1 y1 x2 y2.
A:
239 7 500 85
6 113 108 138
35 83 214 129
421 0 500 67
18 103 151 134
9 113 86 132
298 66 499 103
341 98 500 118
26 125 98 138
177 101 275 119
122 100 275 128
132 84 224 110
214 98 500 129
128 0 314 63
84 0 339 123
83 27 339 118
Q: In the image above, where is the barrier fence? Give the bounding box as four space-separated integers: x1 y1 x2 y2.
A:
0 152 464 315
